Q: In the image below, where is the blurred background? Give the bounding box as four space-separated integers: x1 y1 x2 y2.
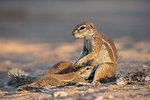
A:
0 0 150 43
0 0 150 76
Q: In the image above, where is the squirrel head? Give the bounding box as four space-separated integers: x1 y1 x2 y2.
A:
72 22 98 40
78 66 94 79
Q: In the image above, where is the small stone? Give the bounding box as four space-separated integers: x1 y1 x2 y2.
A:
87 89 95 92
143 64 148 68
145 76 150 81
116 77 126 85
76 82 91 86
53 91 68 97
108 95 114 99
95 96 104 100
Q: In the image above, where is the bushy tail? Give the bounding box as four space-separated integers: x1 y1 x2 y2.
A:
7 68 39 88
117 69 147 85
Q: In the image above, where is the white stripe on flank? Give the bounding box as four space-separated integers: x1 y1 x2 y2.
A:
61 76 76 82
102 38 115 62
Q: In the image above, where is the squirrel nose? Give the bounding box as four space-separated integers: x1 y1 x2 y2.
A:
72 31 76 36
72 30 78 36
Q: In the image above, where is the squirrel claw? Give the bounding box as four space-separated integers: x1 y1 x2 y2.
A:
91 81 101 86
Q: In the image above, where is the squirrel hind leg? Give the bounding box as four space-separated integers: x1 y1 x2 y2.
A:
92 63 117 84
49 61 73 74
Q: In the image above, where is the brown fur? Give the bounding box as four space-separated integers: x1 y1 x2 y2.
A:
72 22 118 85
26 65 94 88
49 61 74 74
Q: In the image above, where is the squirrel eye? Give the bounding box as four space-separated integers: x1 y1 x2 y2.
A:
80 26 86 30
86 67 90 70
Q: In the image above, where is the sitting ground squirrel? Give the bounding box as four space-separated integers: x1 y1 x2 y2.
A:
72 22 118 85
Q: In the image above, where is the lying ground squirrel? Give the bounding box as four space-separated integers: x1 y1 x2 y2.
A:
7 64 94 91
27 65 93 89
7 61 74 88
72 22 118 85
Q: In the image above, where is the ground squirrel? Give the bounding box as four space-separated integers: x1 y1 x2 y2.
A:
7 61 74 88
27 65 93 89
72 22 118 85
7 64 94 90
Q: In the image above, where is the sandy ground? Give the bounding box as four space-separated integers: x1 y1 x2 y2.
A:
0 37 150 100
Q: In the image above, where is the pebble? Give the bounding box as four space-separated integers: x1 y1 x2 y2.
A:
145 76 150 81
143 64 148 68
108 95 114 99
87 89 95 92
95 96 104 100
53 91 68 97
